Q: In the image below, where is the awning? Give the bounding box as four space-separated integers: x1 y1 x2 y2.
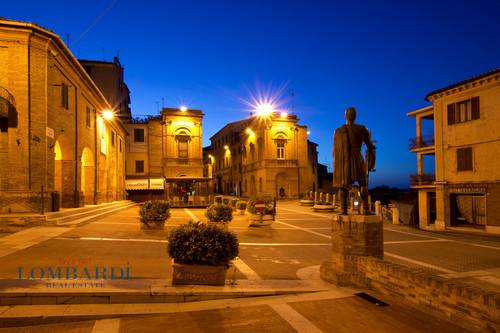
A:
149 178 164 190
126 178 166 190
164 177 211 182
126 179 149 190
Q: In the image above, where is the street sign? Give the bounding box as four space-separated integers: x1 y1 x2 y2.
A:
255 200 266 214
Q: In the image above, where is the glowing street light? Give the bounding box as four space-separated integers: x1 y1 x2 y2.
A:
246 128 254 135
179 105 188 112
102 110 114 120
224 145 229 150
280 112 288 119
255 102 275 116
307 131 311 135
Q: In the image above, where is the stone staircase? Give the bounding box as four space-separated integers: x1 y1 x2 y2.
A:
46 200 136 227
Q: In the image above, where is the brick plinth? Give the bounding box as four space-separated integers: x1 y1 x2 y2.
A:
320 214 383 288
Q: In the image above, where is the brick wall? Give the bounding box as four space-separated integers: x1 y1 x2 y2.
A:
355 256 500 333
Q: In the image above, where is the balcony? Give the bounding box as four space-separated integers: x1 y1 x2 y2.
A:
410 174 435 187
409 135 435 150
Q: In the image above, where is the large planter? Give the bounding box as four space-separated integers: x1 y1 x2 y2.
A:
248 213 274 227
140 220 165 230
207 221 229 231
312 204 334 212
299 199 314 206
172 262 229 285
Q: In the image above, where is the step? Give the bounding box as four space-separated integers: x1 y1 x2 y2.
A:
47 201 132 220
47 201 135 225
0 279 330 306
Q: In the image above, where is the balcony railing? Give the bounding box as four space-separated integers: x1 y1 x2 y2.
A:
410 174 435 186
409 135 435 150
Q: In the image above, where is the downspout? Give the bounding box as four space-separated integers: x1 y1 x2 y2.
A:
94 109 98 204
28 34 32 189
73 86 78 207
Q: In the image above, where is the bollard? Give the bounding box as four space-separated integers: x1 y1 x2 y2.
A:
391 206 400 224
326 193 331 205
375 201 381 216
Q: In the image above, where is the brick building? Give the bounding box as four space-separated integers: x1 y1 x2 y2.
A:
408 68 500 233
0 19 126 213
125 108 209 205
79 57 132 123
206 111 318 199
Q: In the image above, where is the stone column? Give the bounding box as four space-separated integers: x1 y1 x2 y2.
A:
320 214 383 288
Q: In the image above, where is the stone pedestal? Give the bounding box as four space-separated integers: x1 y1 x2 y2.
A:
391 207 400 224
320 214 383 287
375 201 381 216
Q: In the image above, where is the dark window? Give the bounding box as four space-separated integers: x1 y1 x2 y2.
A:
457 147 473 171
178 138 189 158
111 131 115 146
134 128 144 142
86 107 91 128
135 160 144 173
447 97 480 125
61 83 69 109
119 139 122 152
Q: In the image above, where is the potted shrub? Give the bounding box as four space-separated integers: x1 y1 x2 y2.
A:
222 197 231 205
214 195 223 204
139 200 170 229
230 198 239 210
168 222 239 285
247 197 275 226
236 200 247 215
205 203 233 230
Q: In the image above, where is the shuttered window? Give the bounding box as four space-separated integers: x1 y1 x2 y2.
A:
61 83 69 109
135 160 144 173
457 147 473 171
447 97 480 125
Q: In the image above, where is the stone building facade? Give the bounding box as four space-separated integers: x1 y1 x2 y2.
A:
408 68 500 233
207 112 317 199
0 19 126 213
125 108 208 205
79 57 132 123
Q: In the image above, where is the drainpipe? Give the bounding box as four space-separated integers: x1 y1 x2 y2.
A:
94 109 98 204
28 34 32 189
73 86 78 207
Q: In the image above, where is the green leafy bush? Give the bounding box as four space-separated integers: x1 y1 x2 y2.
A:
140 200 170 223
230 198 239 208
236 200 247 210
214 195 223 204
222 197 231 205
205 204 233 222
247 197 275 215
167 222 239 267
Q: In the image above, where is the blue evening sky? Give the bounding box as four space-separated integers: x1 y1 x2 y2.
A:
3 0 499 187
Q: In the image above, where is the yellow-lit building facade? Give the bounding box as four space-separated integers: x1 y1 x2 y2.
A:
207 112 317 199
408 68 500 233
0 19 126 213
125 108 208 205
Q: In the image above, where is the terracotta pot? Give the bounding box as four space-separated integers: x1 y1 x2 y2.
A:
172 262 229 285
140 220 165 230
248 214 274 226
207 221 229 231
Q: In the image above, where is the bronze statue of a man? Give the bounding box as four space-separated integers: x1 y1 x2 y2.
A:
333 107 376 215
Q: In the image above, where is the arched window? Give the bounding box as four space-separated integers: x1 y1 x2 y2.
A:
176 130 190 161
0 93 17 133
275 134 287 160
249 143 255 162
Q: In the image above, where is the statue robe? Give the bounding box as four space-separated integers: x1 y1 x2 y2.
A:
333 124 375 188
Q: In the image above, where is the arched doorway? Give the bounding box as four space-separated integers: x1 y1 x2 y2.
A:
276 172 289 199
81 147 94 205
53 135 74 208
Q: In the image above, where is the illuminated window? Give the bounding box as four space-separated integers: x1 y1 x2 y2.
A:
276 141 285 159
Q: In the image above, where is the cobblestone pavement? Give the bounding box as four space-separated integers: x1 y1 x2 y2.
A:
0 200 496 331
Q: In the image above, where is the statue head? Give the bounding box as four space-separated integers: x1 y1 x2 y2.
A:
345 107 356 124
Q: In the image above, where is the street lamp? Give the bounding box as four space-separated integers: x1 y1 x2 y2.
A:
102 110 114 120
280 112 288 119
180 105 188 112
255 103 274 116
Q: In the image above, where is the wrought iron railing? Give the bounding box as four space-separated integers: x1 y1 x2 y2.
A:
410 174 435 186
408 135 435 150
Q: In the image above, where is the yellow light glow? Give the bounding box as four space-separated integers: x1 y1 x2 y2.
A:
180 105 188 112
307 131 311 135
246 128 253 135
102 110 114 120
280 112 288 118
224 145 229 150
255 103 275 116
172 121 194 128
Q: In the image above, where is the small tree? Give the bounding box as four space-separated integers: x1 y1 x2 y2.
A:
140 200 171 223
205 204 233 222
